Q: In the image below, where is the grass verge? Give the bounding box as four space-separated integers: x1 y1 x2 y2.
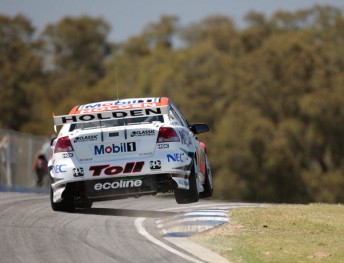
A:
190 204 344 263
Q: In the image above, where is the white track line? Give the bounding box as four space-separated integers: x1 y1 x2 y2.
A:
159 202 268 211
135 217 204 263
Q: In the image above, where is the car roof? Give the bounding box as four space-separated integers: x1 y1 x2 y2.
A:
68 97 170 115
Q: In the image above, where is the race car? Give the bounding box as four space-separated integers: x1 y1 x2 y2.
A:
49 97 213 211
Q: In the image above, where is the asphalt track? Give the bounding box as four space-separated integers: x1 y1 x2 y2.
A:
0 192 240 263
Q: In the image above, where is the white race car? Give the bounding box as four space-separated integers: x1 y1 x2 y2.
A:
49 97 213 211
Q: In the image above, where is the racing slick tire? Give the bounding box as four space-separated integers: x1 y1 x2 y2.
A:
174 162 199 204
76 197 93 209
199 156 213 198
50 186 76 212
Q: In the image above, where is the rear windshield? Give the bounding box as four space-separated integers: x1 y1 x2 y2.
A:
69 115 164 131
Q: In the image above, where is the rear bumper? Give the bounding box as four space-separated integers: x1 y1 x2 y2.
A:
50 172 188 203
49 143 195 203
49 156 192 203
49 147 193 182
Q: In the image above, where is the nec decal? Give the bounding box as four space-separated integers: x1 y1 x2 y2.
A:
167 153 186 162
54 164 67 173
89 162 144 176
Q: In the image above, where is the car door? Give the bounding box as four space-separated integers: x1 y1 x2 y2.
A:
169 101 206 181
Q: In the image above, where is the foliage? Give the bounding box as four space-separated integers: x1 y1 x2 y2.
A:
1 4 344 202
0 15 44 131
37 16 112 128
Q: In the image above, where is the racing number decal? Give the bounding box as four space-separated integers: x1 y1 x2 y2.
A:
73 167 84 177
89 162 144 176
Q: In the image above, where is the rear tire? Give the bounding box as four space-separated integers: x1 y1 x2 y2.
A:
50 186 76 212
76 197 93 209
174 163 199 204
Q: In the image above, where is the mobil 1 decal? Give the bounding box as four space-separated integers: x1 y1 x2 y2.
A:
89 161 144 176
94 142 136 156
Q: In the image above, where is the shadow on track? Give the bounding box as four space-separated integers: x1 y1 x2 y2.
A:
76 208 177 218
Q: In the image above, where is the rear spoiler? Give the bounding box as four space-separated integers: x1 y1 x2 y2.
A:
53 106 168 126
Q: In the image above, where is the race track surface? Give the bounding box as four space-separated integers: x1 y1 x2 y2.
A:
0 192 237 263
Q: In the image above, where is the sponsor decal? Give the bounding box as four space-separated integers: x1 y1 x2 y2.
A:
94 179 143 191
167 153 186 162
62 153 74 158
157 143 169 149
90 162 144 176
79 157 93 161
172 149 194 169
54 107 165 125
79 98 159 111
79 103 158 113
54 164 67 173
74 135 98 143
94 142 136 155
139 152 153 156
73 167 84 177
130 130 155 137
109 132 119 137
150 160 162 170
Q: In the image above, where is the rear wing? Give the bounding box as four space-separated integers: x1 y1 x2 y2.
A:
53 106 169 126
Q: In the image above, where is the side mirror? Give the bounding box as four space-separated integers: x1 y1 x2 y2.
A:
190 123 209 134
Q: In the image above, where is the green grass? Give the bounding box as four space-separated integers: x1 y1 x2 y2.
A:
190 204 344 263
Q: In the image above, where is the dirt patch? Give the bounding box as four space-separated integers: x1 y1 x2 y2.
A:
202 220 244 236
308 251 331 260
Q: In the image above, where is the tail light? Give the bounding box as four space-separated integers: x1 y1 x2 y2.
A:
54 136 74 153
157 127 180 143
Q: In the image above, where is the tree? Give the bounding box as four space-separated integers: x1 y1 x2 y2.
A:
240 11 271 52
180 15 237 53
41 16 111 75
143 15 179 50
0 15 43 131
40 16 112 115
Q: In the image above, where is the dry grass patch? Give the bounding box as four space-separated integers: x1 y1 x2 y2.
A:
190 204 344 263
